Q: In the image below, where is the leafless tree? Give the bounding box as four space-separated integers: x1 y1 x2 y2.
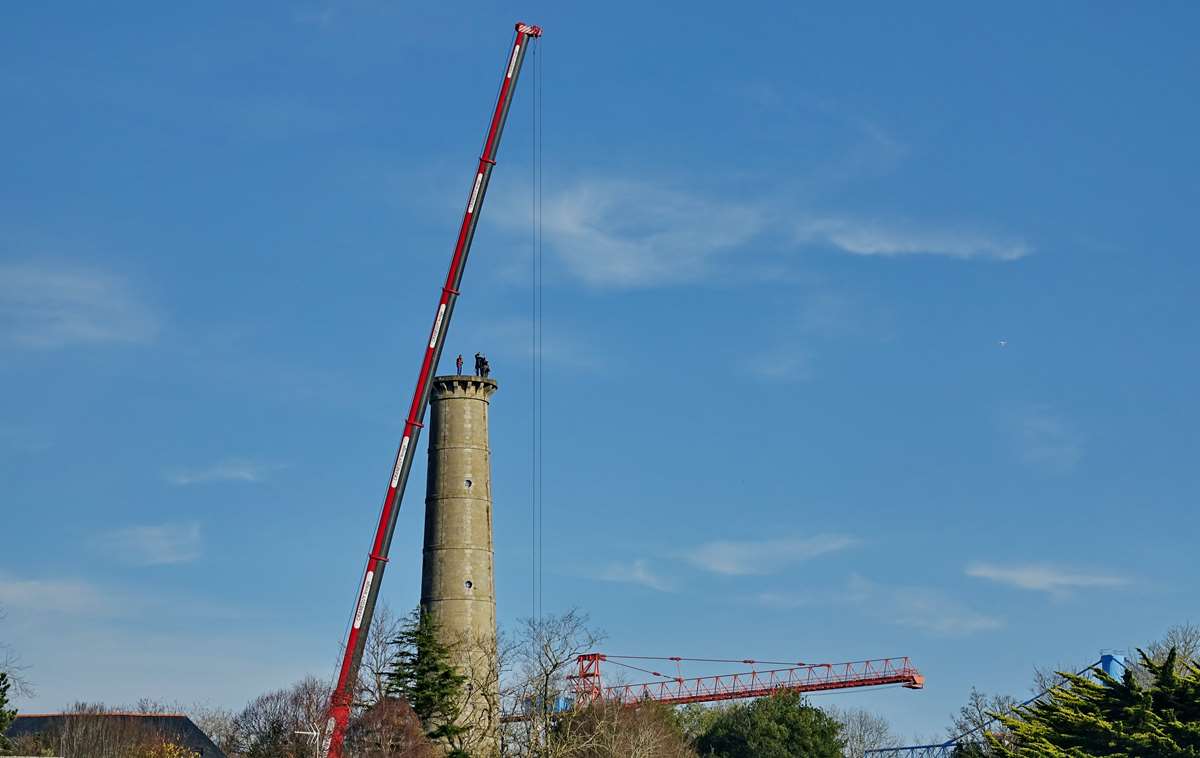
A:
188 703 238 755
131 697 183 715
345 696 436 758
555 702 695 758
0 607 34 698
948 688 1018 751
1147 622 1200 663
500 609 605 758
42 703 188 758
229 688 293 756
825 705 898 757
1136 621 1200 683
440 626 509 757
907 731 946 747
229 675 333 758
359 602 406 709
1029 659 1089 697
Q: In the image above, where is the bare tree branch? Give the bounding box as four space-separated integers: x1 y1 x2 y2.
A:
825 705 899 757
0 607 34 698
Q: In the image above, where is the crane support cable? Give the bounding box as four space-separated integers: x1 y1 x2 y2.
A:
602 654 823 666
322 22 542 758
864 658 1109 757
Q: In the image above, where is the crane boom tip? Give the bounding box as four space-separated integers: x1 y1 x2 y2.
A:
516 22 543 37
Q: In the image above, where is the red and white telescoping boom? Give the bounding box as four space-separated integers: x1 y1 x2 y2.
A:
323 22 542 758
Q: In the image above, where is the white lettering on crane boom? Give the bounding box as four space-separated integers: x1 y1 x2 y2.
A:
467 172 483 213
321 719 335 754
390 436 411 488
353 570 374 629
430 303 446 348
507 44 521 79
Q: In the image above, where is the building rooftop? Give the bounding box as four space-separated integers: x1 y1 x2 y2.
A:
6 713 225 758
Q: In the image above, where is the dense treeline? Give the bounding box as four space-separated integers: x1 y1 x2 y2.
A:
4 607 1198 757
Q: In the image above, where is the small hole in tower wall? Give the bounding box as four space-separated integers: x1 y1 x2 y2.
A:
464 479 473 489
464 580 473 590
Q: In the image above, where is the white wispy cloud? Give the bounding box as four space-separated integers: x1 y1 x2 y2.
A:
684 534 859 576
754 590 816 609
795 216 1031 260
845 575 1003 636
1010 408 1084 472
0 261 159 348
746 350 815 382
755 575 1002 636
490 173 1032 289
533 179 769 288
595 559 675 592
966 562 1130 593
536 183 1031 288
91 522 203 566
0 573 113 615
165 459 277 486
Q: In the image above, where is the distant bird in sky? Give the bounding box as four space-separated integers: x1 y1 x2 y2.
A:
998 339 1008 348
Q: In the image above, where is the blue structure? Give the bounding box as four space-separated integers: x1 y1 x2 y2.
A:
1100 652 1126 678
865 744 957 758
518 694 574 714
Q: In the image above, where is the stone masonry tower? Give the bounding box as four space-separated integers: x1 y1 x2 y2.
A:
421 374 500 750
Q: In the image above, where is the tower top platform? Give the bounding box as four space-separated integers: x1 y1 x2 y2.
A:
432 375 499 400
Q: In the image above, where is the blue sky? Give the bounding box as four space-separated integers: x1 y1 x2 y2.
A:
2 0 1197 740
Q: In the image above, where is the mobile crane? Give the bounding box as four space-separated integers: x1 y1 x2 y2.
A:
323 22 542 758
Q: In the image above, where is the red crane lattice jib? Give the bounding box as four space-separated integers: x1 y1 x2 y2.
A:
322 21 541 758
569 656 924 709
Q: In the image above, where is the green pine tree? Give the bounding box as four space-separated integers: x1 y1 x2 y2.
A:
695 691 845 758
988 647 1200 757
0 672 17 752
385 609 469 757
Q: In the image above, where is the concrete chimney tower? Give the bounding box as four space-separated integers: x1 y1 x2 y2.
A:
421 373 500 747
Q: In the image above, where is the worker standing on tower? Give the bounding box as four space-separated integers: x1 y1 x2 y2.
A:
456 353 464 375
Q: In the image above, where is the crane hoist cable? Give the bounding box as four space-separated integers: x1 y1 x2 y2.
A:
529 37 545 622
536 37 545 622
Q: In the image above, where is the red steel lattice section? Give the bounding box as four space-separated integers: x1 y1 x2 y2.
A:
569 655 924 708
